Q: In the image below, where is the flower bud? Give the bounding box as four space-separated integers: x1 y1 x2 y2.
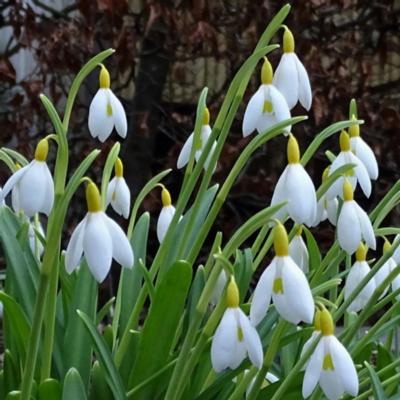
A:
203 107 210 125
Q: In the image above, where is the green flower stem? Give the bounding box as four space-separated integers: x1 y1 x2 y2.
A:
246 320 288 400
0 149 18 172
253 231 274 271
251 225 270 257
204 232 223 276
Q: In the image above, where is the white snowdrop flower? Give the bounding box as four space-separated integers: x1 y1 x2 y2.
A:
273 27 312 110
156 185 178 243
289 226 309 273
326 131 371 200
245 370 279 397
242 58 291 137
0 139 54 217
106 157 131 219
177 107 216 171
313 167 339 227
271 134 317 226
303 308 358 400
211 278 263 372
250 223 314 326
337 179 375 255
392 234 400 265
349 118 378 180
28 219 45 257
65 181 134 283
88 64 127 142
374 240 400 300
344 243 376 312
300 310 321 370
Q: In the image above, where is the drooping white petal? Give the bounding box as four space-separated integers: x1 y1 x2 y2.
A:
18 161 51 217
337 201 361 254
351 137 378 180
354 202 376 250
88 89 114 141
242 86 264 137
11 184 21 212
65 216 87 274
374 259 392 298
211 309 243 372
108 177 131 219
109 90 127 139
302 339 324 398
349 152 371 198
345 261 375 312
28 220 45 257
289 235 309 273
273 53 299 110
326 153 353 200
1 163 30 201
392 235 400 265
256 113 279 135
330 336 359 396
199 125 216 171
294 54 312 111
312 197 327 226
319 368 345 400
326 198 339 226
157 205 176 243
300 331 320 370
270 167 289 221
177 133 194 169
273 256 314 324
250 259 276 326
267 85 291 133
103 214 134 268
83 212 113 282
284 164 317 226
238 309 263 369
41 162 55 215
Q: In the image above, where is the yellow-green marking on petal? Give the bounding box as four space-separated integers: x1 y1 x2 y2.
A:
263 101 273 113
237 326 244 342
323 354 334 370
273 277 284 294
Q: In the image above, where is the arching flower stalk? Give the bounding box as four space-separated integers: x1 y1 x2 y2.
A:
106 157 131 218
273 26 312 110
288 226 309 273
374 239 400 299
349 116 378 180
271 134 317 226
344 242 376 312
65 181 134 283
156 185 177 243
88 64 127 142
302 308 359 400
177 107 216 171
336 179 375 255
211 277 263 372
242 58 291 137
0 139 54 217
250 223 314 326
326 131 371 199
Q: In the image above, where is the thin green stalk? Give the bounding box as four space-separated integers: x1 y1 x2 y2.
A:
251 225 270 257
351 373 400 400
253 231 273 271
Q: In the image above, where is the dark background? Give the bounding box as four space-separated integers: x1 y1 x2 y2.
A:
1 0 399 290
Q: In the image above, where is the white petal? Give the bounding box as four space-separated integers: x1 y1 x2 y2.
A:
1 164 30 201
242 86 264 137
88 89 114 142
349 152 371 198
83 212 113 282
211 271 228 306
312 198 327 226
285 164 317 226
337 201 361 254
354 202 376 250
392 235 400 264
177 133 194 169
110 178 131 219
302 339 324 398
106 178 117 207
11 185 21 212
41 163 54 215
250 259 276 326
109 90 127 139
238 309 263 369
270 167 289 221
326 198 339 226
18 162 51 217
374 259 391 298
157 205 175 243
300 332 320 370
289 235 309 273
256 113 278 135
273 256 314 324
65 216 87 274
330 336 359 396
103 214 134 268
351 137 378 180
319 369 344 400
345 261 375 312
294 54 312 111
273 53 299 110
326 153 345 199
268 85 291 133
211 309 242 372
